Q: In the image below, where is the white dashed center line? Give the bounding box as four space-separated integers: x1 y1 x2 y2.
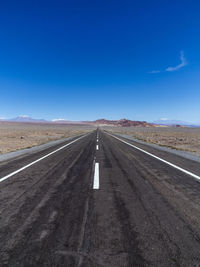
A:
93 162 99 189
96 145 99 150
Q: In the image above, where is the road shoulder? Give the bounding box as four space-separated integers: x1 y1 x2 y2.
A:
107 131 200 163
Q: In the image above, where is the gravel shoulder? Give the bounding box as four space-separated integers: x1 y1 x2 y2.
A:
0 134 85 163
111 132 200 163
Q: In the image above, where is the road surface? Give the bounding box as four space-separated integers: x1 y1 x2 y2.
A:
0 129 200 266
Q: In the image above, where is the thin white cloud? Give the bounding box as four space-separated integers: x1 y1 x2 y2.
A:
166 51 187 72
149 51 187 74
19 115 29 118
52 118 67 121
148 70 161 74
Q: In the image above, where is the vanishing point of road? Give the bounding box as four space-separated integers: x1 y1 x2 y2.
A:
0 129 200 266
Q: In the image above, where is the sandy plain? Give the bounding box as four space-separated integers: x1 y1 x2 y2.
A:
0 122 95 154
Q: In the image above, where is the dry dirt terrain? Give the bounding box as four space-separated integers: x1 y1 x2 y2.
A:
0 122 95 154
102 126 200 157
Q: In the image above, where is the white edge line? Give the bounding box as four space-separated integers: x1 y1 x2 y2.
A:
93 162 99 189
106 132 200 181
0 134 89 183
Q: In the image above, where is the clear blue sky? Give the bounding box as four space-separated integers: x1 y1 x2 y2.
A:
0 0 200 123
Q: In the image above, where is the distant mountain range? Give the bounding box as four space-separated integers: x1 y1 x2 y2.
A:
153 119 200 127
85 118 154 127
9 116 46 123
0 116 154 127
0 116 199 127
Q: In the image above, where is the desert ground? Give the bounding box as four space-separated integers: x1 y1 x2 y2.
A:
102 126 200 157
0 122 95 154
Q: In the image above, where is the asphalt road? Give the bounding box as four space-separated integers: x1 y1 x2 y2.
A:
0 129 200 266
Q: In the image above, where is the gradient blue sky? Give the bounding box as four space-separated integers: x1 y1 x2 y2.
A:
0 0 200 122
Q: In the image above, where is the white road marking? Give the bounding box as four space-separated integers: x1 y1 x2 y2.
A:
97 139 98 142
93 162 99 189
0 134 88 184
107 133 200 181
96 145 99 150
